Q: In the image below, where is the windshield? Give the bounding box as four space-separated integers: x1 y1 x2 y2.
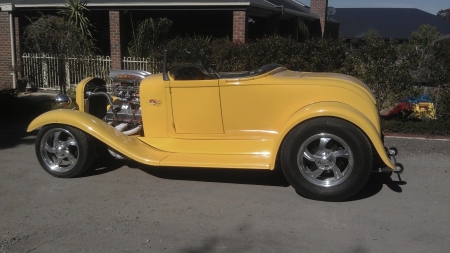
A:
162 49 284 81
163 50 204 80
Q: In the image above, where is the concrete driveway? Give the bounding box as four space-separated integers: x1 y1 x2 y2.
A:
0 116 449 252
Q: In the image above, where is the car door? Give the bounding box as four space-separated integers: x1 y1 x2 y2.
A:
169 79 224 134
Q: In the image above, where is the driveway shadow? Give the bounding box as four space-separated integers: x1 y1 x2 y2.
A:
348 172 407 201
91 159 406 200
82 158 125 177
0 114 38 150
136 164 290 187
0 92 56 150
134 162 406 200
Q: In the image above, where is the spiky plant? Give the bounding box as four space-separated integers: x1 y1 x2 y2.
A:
58 0 93 38
128 17 173 58
298 21 310 41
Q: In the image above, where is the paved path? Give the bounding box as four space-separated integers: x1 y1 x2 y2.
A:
1 114 449 252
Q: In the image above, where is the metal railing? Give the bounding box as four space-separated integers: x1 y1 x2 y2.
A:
22 54 162 91
122 56 162 74
22 53 111 90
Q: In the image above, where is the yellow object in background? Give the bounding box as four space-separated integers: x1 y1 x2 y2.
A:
412 102 435 119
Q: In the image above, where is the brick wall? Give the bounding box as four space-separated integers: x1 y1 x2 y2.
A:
310 0 328 37
0 12 13 90
109 11 121 70
15 15 21 79
233 11 246 43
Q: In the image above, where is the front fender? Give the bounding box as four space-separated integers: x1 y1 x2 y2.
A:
28 110 170 165
272 102 395 170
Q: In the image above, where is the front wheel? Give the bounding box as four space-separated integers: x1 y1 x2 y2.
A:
281 117 373 201
35 124 96 178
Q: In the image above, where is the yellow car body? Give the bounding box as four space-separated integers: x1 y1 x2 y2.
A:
29 69 394 169
28 58 401 201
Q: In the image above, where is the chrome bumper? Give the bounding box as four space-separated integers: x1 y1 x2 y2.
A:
379 147 404 174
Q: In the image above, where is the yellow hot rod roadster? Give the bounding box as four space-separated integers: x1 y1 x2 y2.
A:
28 51 402 201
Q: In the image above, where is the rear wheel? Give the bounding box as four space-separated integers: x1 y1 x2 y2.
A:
35 125 95 178
281 117 373 201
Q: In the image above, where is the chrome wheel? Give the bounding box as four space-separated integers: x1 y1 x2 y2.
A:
297 133 353 187
36 125 96 178
39 128 79 173
281 118 372 201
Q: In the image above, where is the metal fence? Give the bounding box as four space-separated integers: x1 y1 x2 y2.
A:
21 54 162 91
122 57 162 74
22 53 112 90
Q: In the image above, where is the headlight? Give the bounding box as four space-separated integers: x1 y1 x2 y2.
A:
55 94 72 109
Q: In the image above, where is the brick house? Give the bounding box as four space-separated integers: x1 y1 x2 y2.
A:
0 0 336 90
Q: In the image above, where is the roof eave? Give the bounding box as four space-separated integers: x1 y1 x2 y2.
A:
10 1 318 20
12 2 255 8
283 8 318 19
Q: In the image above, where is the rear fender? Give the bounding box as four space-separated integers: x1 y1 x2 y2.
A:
28 110 170 165
272 102 395 170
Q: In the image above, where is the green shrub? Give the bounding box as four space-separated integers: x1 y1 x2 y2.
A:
297 39 347 72
420 35 450 86
160 36 347 73
24 15 96 55
341 38 414 112
382 118 450 136
434 85 450 121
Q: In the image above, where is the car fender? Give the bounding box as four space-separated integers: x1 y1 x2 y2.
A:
27 109 170 165
272 102 395 170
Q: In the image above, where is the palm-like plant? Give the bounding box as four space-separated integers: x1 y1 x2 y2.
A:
298 21 309 41
58 0 93 39
128 17 173 58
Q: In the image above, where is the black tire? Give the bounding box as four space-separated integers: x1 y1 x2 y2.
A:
35 124 96 178
95 140 115 160
281 117 373 201
371 171 393 182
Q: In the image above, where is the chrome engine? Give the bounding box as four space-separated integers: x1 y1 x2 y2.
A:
105 70 151 136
